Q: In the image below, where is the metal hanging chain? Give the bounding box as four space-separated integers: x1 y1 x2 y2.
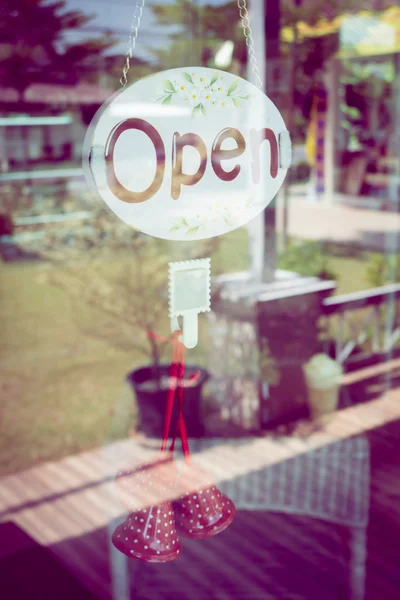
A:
120 0 262 90
237 0 263 89
120 0 146 88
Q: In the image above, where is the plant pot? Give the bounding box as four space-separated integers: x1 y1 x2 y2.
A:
127 364 209 438
306 385 340 418
302 353 342 419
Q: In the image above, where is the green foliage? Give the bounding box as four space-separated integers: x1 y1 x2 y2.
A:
174 216 189 227
278 241 337 280
341 103 361 119
210 72 219 86
183 72 194 84
150 0 240 41
192 104 203 118
343 61 395 86
163 79 176 92
365 253 400 288
281 0 361 28
187 226 200 236
148 1 242 71
227 80 239 96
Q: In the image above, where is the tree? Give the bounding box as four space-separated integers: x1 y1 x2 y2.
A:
0 0 115 99
281 0 361 29
151 0 239 40
29 213 218 377
149 0 243 70
282 0 395 26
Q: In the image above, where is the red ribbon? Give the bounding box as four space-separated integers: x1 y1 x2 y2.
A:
147 330 200 461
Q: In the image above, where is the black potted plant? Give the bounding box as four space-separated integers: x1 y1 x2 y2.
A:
43 214 210 438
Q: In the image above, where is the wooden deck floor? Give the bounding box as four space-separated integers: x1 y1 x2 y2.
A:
1 381 400 599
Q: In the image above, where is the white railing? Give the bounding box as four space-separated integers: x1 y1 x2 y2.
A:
322 284 400 365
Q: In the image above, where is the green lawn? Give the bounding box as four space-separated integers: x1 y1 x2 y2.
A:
0 229 375 476
0 261 134 472
0 228 248 475
328 255 372 295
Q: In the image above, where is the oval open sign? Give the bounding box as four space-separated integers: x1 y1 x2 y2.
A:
83 67 291 240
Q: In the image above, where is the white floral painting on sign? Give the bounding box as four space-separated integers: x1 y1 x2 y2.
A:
156 70 251 117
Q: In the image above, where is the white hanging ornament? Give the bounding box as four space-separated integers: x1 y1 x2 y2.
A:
83 66 291 242
168 258 211 349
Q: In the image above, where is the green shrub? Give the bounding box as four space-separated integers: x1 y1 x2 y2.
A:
365 253 400 288
278 241 337 280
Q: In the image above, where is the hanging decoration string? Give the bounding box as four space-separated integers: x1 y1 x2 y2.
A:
237 0 263 90
120 0 146 88
147 330 200 460
120 0 262 89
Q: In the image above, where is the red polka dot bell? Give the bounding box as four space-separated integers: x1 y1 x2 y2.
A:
112 503 181 563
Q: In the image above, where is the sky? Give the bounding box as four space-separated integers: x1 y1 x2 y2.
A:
63 0 173 61
62 0 230 61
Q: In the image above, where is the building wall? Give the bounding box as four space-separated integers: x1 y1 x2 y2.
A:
0 110 87 167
